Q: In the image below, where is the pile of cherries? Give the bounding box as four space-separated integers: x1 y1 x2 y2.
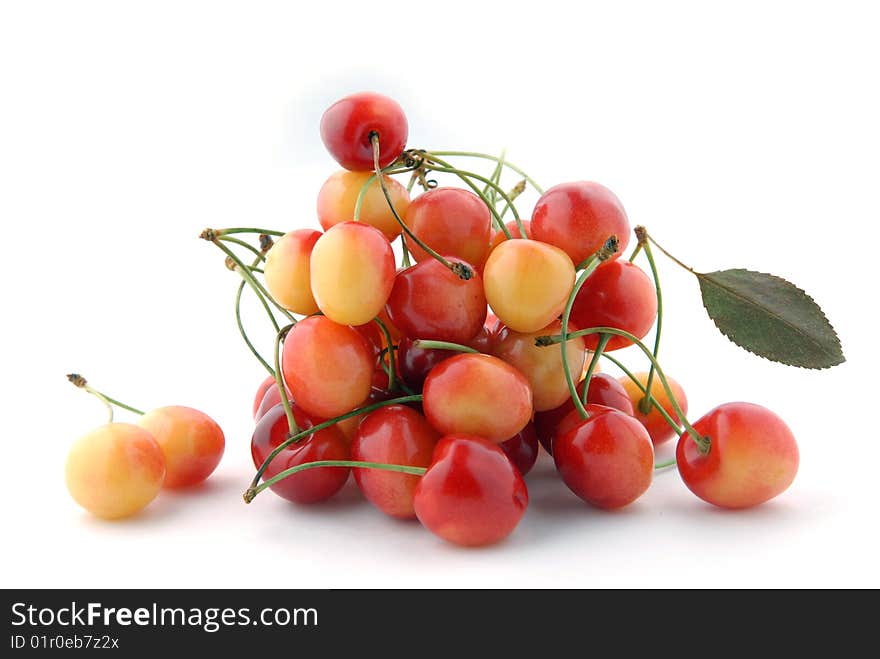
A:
66 92 801 547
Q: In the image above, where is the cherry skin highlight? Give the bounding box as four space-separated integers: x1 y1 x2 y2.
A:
483 239 575 333
676 402 799 509
422 353 533 443
404 188 492 269
65 423 165 519
251 403 350 504
618 372 688 446
320 92 408 171
554 409 654 510
317 170 410 241
413 435 529 547
264 229 322 315
281 316 373 419
499 422 540 476
531 181 630 264
385 257 487 344
351 405 440 519
137 406 225 489
310 221 396 326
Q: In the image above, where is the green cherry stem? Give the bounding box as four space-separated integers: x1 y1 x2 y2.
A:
67 374 146 421
411 339 479 354
201 228 285 239
483 148 506 206
636 226 663 415
599 353 681 433
426 151 544 194
537 326 708 453
373 316 397 392
581 334 609 407
561 237 620 421
498 180 527 221
273 324 299 437
400 237 412 268
218 235 266 262
249 394 424 489
352 166 416 222
370 135 474 281
245 460 427 503
234 280 274 375
210 239 295 322
654 458 677 470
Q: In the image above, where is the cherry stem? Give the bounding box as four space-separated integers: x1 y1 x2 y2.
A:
426 151 544 194
483 148 506 207
245 460 426 503
249 394 424 489
628 242 643 262
370 135 473 281
273 324 299 437
235 279 274 376
561 237 620 420
536 326 708 453
599 353 681 433
210 228 285 238
67 374 145 422
581 334 609 407
645 231 696 274
218 235 266 262
411 339 479 354
373 316 397 392
400 237 412 268
635 227 663 415
352 166 417 222
498 180 527 221
654 458 677 470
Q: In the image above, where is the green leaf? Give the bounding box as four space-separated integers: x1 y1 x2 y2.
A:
696 269 844 369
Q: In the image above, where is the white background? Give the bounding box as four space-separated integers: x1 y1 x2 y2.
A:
1 1 878 588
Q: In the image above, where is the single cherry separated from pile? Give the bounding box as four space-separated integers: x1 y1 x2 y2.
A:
66 91 844 547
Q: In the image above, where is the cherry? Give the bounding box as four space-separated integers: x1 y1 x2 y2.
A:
252 375 276 419
534 374 635 454
263 229 322 315
499 422 540 476
251 403 350 504
493 320 587 412
398 331 488 391
310 221 396 326
334 386 397 442
352 321 384 365
385 257 487 344
317 170 410 241
413 435 528 546
137 406 225 489
618 372 688 446
531 181 630 265
422 353 532 443
489 219 532 251
281 316 373 419
65 423 165 519
351 405 439 519
403 188 492 269
676 402 799 509
554 408 654 510
320 92 408 171
569 260 658 351
483 239 575 333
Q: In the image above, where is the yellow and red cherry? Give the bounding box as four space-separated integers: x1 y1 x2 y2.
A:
403 188 492 269
422 353 532 443
281 316 373 419
413 434 529 547
569 260 657 351
483 239 575 333
385 257 487 344
351 405 439 519
489 219 532 251
493 320 587 412
252 375 276 419
317 170 410 241
65 423 165 519
310 221 396 326
263 229 321 315
618 372 688 446
554 408 654 510
499 422 540 476
320 92 408 171
137 406 224 489
676 403 799 509
531 181 630 264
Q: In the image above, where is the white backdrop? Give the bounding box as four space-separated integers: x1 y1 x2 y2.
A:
2 0 877 588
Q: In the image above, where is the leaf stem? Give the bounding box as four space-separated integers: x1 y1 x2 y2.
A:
645 232 695 273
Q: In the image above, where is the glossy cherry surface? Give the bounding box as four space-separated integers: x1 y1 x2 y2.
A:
317 170 410 240
320 92 408 170
413 435 528 546
264 229 322 315
499 422 540 476
404 188 492 269
252 375 276 419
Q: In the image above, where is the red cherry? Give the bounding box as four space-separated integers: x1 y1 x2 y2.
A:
319 92 408 171
676 402 799 509
352 321 384 365
569 260 657 351
422 353 533 443
413 435 528 546
554 408 654 510
351 405 439 519
498 422 540 476
531 181 630 265
281 316 373 419
619 372 688 446
534 374 635 454
404 188 493 269
398 330 490 391
250 403 349 504
252 375 276 419
385 257 487 344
